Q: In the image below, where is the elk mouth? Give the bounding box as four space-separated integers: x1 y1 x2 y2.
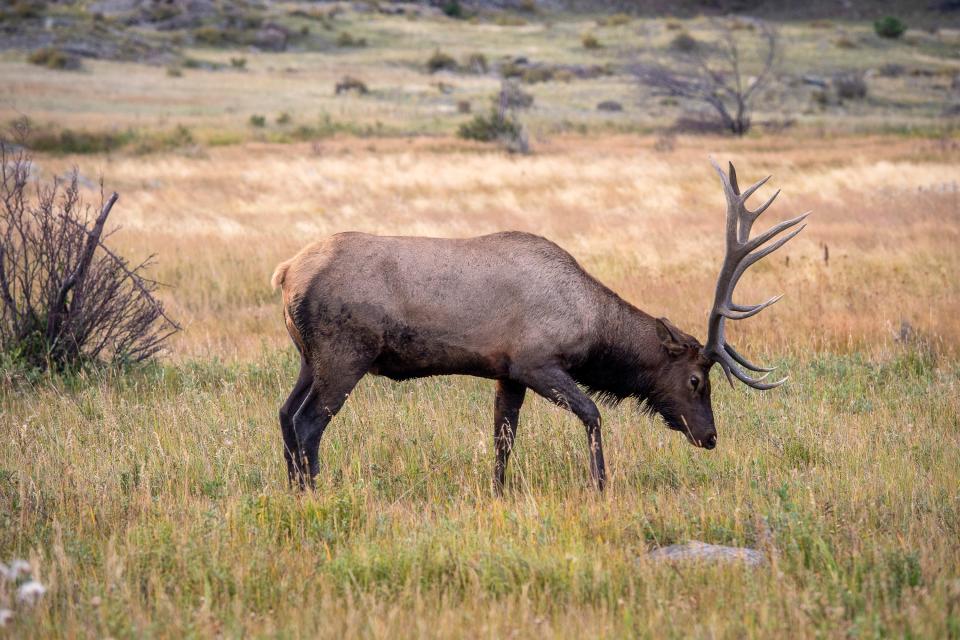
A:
679 415 716 450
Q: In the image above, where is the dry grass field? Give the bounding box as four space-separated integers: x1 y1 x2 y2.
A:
2 4 960 639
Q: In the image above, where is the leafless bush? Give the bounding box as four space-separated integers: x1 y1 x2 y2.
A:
0 143 179 372
833 72 868 100
631 19 779 136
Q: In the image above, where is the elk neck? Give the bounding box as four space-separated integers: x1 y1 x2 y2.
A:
569 293 666 405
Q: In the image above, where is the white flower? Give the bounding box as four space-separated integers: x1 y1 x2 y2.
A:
16 580 46 606
0 609 13 627
0 559 31 582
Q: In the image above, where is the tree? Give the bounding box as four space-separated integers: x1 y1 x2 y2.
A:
631 19 779 136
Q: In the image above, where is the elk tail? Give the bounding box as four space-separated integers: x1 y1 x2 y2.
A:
271 259 293 290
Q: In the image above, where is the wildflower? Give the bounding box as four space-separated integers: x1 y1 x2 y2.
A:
0 559 31 582
16 580 46 606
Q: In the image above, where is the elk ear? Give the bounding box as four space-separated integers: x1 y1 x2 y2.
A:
655 317 686 357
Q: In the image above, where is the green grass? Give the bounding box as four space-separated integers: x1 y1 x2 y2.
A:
1 345 957 637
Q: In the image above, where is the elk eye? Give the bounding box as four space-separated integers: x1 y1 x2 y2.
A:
690 375 700 390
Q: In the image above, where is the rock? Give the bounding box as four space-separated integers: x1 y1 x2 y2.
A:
597 100 623 112
647 541 766 566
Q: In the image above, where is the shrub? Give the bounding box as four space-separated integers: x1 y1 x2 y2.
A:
494 14 526 26
0 143 179 372
597 100 623 112
249 114 266 127
441 0 464 19
166 66 183 77
26 128 131 154
193 26 224 45
665 20 682 31
834 34 858 49
457 100 471 113
597 13 630 27
874 16 906 39
427 49 457 73
499 60 523 78
27 47 81 71
464 52 488 74
335 75 369 94
497 79 534 109
457 110 521 143
878 63 905 77
521 66 553 84
582 33 601 49
276 112 292 125
670 32 699 53
336 31 367 47
834 72 867 100
230 57 247 70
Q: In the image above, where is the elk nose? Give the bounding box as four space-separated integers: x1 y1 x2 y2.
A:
703 434 717 450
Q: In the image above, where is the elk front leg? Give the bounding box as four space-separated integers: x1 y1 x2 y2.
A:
493 379 526 495
519 366 606 491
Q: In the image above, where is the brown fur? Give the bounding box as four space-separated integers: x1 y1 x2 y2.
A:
274 231 716 492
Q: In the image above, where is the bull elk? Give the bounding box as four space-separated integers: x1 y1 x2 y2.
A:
272 160 807 492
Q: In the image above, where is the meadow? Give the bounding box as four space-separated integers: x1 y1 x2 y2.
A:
2 5 960 638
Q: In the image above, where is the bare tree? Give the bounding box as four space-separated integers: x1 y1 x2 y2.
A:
631 19 779 136
0 142 179 372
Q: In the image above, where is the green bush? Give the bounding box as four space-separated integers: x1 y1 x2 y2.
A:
249 115 266 128
457 110 521 142
27 128 131 154
874 16 906 39
426 49 457 73
230 57 247 70
441 0 464 19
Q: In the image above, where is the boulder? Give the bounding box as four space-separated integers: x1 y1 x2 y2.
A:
647 541 766 566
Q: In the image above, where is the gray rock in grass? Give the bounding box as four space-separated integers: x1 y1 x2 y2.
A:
648 541 766 566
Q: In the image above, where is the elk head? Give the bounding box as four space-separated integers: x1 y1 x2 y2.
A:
653 160 808 450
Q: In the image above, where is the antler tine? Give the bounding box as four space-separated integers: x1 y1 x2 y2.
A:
751 188 780 217
720 294 782 320
702 160 806 392
745 211 810 254
724 341 776 373
740 175 771 203
716 349 787 390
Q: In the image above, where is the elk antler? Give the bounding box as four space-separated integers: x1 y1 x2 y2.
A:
703 159 809 390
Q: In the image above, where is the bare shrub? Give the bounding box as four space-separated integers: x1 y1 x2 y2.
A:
0 143 178 372
834 72 868 100
631 19 779 136
335 75 368 95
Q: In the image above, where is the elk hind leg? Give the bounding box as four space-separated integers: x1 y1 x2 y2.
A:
292 363 368 490
493 379 526 495
279 355 313 487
